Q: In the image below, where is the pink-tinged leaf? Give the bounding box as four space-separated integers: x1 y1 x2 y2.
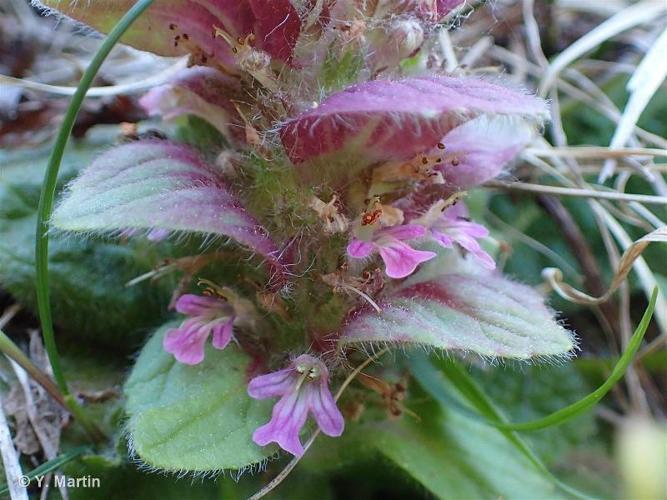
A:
340 272 575 359
436 0 465 16
248 0 301 63
437 115 536 189
280 76 549 178
140 66 245 143
36 0 299 66
51 141 277 258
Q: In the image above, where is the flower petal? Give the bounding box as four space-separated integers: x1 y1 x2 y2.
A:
347 239 375 259
431 229 454 248
378 239 436 279
247 368 295 399
163 319 210 365
452 233 496 270
174 294 225 316
211 317 235 350
306 382 344 437
252 391 309 457
380 223 427 242
450 221 490 239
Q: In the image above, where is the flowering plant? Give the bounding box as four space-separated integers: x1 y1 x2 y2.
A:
2 0 663 498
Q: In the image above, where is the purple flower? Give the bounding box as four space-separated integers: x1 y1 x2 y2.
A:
248 354 344 457
163 294 236 365
414 200 495 269
347 223 437 279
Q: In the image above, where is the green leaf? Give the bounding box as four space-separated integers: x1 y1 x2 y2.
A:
341 270 575 359
0 129 171 346
368 392 563 499
124 324 274 472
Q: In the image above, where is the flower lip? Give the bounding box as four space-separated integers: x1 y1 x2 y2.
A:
414 200 496 270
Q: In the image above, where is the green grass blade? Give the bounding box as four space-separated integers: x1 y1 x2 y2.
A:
34 0 156 396
421 287 657 433
411 357 594 499
497 287 657 431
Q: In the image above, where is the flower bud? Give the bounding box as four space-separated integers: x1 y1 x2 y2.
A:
370 19 424 73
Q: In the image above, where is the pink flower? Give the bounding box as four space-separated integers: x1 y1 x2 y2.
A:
414 200 495 269
163 294 236 365
347 224 437 279
248 354 344 457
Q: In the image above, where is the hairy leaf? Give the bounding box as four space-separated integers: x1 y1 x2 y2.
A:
37 0 300 65
51 141 277 258
124 324 274 471
280 76 548 174
340 272 575 359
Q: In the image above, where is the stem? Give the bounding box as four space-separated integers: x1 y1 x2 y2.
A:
34 0 155 434
0 329 66 409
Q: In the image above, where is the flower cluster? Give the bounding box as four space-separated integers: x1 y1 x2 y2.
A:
45 0 558 459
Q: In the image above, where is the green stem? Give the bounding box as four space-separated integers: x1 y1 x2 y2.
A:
34 0 155 437
0 328 66 408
